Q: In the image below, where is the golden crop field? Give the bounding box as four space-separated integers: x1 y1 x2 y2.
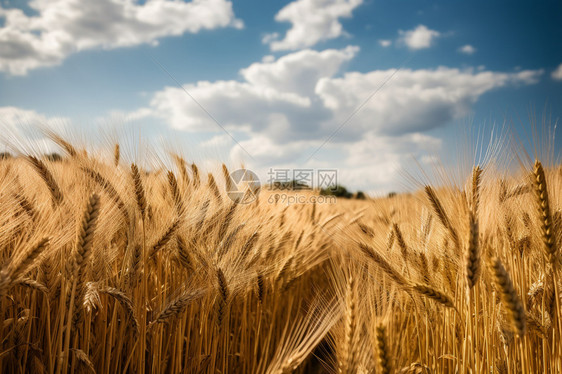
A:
0 133 560 374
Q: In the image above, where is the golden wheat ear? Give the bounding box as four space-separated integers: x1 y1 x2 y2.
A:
100 287 139 336
48 132 78 158
532 160 557 265
26 155 63 206
131 163 147 219
191 163 200 188
208 173 222 202
167 171 184 215
466 210 481 289
410 282 456 309
491 258 526 337
338 276 358 374
80 165 130 225
358 243 408 286
471 166 482 214
114 143 120 166
149 218 181 258
376 324 392 374
71 348 96 373
222 163 233 191
424 185 459 249
172 154 190 187
152 288 205 325
175 235 193 272
10 237 50 279
215 268 230 326
255 273 265 303
71 193 101 326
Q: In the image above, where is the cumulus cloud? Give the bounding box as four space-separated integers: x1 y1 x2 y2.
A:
261 33 279 45
315 67 543 135
230 135 316 165
147 46 359 141
133 46 543 191
339 132 442 193
398 25 440 50
265 0 363 51
240 45 358 96
0 0 243 75
148 80 313 137
0 106 70 129
458 44 476 55
552 63 562 81
378 39 392 47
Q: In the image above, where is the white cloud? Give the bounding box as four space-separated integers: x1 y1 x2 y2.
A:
378 39 391 47
552 63 562 81
148 80 312 135
266 0 363 51
0 0 243 75
132 47 543 191
339 132 442 193
0 106 70 129
398 25 440 50
230 135 314 165
261 33 279 45
261 55 276 63
240 45 358 96
316 67 543 135
146 46 359 142
200 134 232 149
458 44 476 55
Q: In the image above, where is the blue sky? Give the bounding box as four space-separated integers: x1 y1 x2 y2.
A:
0 0 561 193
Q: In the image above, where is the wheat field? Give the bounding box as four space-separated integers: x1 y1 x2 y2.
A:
0 132 560 373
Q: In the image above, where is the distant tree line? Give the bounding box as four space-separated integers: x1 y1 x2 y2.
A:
268 179 369 200
0 152 64 161
319 185 367 200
